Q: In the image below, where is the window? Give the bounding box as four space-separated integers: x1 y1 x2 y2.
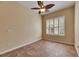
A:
46 16 65 36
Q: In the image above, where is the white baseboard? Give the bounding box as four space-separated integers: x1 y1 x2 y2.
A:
0 38 41 55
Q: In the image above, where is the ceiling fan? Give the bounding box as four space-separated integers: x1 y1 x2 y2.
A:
31 1 55 14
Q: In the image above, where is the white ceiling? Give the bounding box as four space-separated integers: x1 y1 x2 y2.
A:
18 1 75 15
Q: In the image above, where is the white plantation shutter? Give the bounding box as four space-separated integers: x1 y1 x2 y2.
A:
46 16 65 36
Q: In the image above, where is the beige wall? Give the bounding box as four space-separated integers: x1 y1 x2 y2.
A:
75 2 79 56
0 2 41 54
75 2 79 47
42 6 74 45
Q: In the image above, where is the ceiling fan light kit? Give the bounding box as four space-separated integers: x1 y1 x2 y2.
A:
31 1 55 14
40 8 46 12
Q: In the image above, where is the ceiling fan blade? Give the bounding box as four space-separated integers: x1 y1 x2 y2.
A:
45 4 55 9
31 7 40 10
37 1 44 8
